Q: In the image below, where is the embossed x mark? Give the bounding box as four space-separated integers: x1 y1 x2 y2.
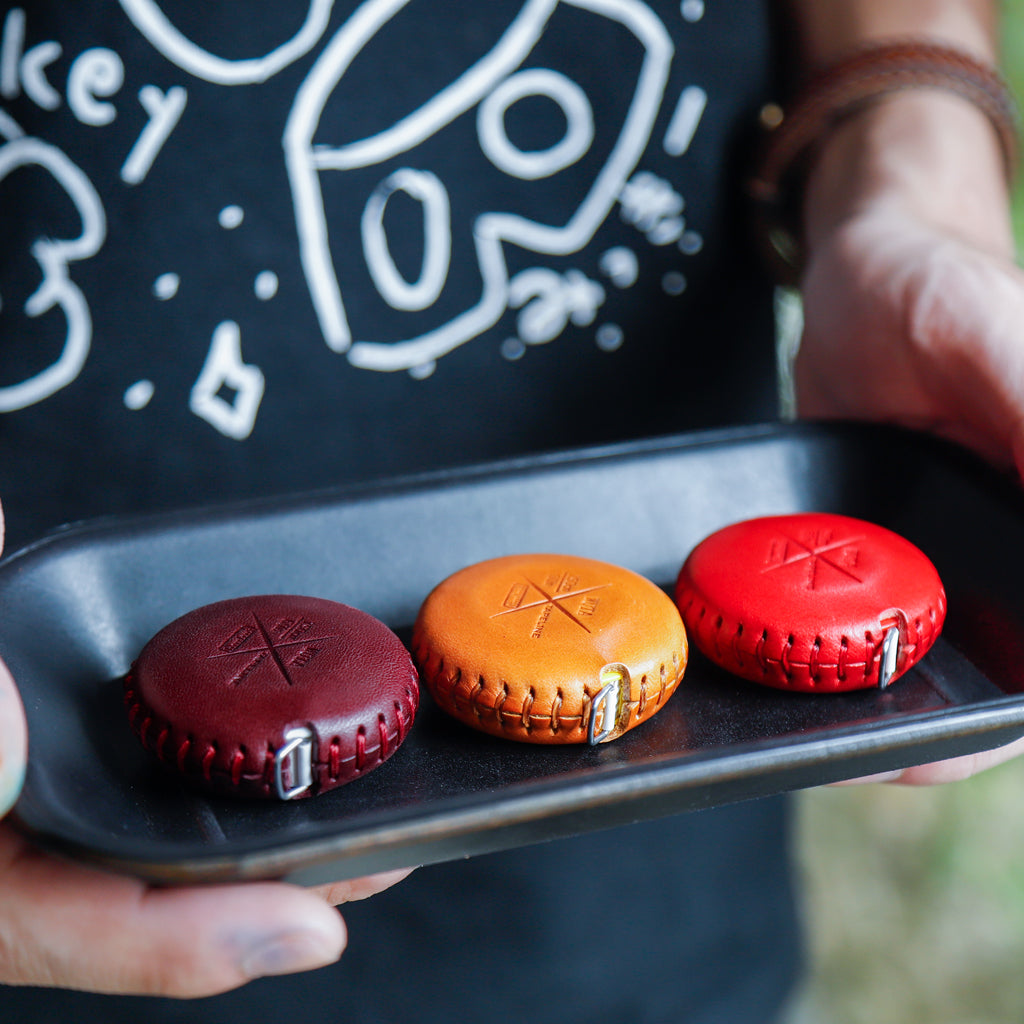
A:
763 532 865 591
490 577 609 634
208 613 339 686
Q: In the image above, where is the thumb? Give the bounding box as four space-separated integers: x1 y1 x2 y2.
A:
0 498 25 817
0 657 27 817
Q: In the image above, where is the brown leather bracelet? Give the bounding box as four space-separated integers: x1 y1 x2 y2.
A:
749 40 1020 284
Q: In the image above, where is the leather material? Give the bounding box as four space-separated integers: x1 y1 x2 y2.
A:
675 514 946 692
124 595 419 798
412 554 687 743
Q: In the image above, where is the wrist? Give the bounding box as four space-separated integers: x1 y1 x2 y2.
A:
749 39 1018 282
803 88 1015 260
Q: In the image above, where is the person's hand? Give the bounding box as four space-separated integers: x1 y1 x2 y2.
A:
0 501 412 997
796 89 1024 472
0 820 411 996
796 202 1024 476
794 89 1024 787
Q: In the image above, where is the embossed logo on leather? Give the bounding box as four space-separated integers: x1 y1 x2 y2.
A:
490 568 609 639
763 528 865 591
207 612 340 686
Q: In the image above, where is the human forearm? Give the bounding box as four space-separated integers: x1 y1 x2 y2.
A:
776 0 1013 256
782 0 1024 466
783 0 998 69
803 81 1013 258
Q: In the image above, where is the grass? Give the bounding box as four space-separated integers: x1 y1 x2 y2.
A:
790 761 1024 1023
785 7 1024 1020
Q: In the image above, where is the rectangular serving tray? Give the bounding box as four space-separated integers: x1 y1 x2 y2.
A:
6 423 1024 885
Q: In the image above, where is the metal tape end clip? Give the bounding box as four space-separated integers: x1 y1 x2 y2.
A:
274 726 314 800
878 626 900 689
588 664 630 745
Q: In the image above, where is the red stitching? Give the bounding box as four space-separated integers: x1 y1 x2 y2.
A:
755 630 769 675
355 726 367 771
780 636 795 680
163 724 404 789
126 699 143 729
201 744 216 781
324 720 411 770
393 700 408 739
692 610 909 686
125 669 414 793
740 628 869 681
732 623 745 669
808 637 822 684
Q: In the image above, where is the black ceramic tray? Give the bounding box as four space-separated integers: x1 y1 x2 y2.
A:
6 423 1024 886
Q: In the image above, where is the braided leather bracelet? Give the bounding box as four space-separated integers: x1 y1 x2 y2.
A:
749 40 1019 284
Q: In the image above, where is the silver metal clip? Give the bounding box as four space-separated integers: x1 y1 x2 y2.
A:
588 664 630 745
878 625 900 690
274 726 314 800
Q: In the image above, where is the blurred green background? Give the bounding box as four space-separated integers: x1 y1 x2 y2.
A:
1005 1 1024 239
784 7 1024 1021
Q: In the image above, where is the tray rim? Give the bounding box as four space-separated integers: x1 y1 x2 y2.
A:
5 420 1024 883
1 422 788 563
16 691 1024 884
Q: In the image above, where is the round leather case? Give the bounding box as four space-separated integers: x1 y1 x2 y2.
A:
124 595 419 799
675 513 946 693
412 554 688 744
